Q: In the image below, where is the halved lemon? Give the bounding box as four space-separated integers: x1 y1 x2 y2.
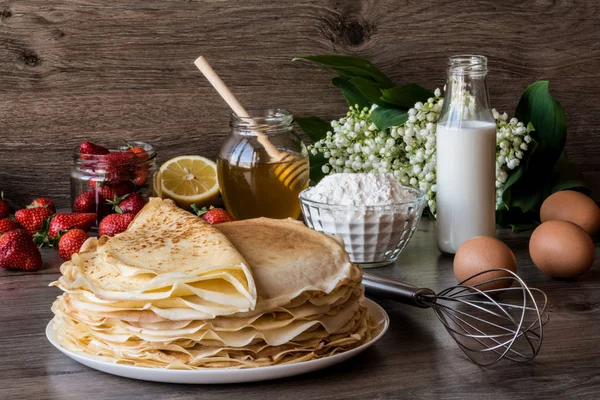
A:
152 171 162 197
158 155 219 210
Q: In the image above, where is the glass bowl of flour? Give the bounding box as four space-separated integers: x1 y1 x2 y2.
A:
299 173 426 268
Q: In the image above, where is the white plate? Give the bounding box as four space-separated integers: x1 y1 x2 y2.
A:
46 298 389 384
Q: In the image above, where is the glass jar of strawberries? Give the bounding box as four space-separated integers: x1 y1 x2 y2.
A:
71 141 157 227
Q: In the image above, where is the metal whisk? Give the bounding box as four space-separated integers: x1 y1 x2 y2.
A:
363 269 548 366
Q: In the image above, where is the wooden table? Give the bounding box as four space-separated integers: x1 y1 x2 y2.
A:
1 220 599 399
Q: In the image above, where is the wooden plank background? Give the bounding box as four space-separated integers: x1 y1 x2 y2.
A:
0 0 599 208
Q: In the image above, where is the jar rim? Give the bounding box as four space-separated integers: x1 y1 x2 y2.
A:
230 108 294 129
73 141 156 165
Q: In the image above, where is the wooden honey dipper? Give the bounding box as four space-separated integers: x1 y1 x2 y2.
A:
194 56 308 190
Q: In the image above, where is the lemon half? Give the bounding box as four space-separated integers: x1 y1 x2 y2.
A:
158 155 219 210
152 171 163 197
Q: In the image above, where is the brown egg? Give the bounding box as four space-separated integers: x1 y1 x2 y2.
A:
529 220 595 278
454 236 518 291
540 190 600 235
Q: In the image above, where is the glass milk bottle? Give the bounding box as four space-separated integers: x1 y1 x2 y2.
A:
436 55 496 254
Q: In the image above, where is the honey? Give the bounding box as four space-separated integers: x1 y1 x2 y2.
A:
217 154 309 220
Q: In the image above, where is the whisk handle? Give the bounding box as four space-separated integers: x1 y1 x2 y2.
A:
362 273 435 309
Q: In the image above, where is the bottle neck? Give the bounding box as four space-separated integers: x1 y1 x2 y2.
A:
439 55 494 127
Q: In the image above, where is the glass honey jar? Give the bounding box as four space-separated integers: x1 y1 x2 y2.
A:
217 109 309 220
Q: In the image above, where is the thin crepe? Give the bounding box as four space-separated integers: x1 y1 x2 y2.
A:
216 218 359 312
50 204 377 369
53 198 257 314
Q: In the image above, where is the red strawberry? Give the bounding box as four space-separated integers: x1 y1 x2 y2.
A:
73 191 98 213
99 213 135 237
104 153 136 183
0 229 42 271
124 142 150 187
0 218 19 233
15 207 54 234
27 197 56 213
97 182 135 200
102 151 135 165
191 205 235 225
80 141 109 156
58 229 89 260
132 167 149 187
48 213 97 239
119 193 146 215
82 149 134 183
126 144 149 161
89 178 110 195
0 192 9 219
107 193 146 215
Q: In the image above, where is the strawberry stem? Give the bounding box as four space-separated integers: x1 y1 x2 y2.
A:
105 194 130 213
191 204 209 217
26 200 47 209
33 217 58 248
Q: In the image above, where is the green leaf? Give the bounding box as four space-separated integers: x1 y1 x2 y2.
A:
506 166 547 213
293 55 394 88
32 217 56 248
496 82 584 228
515 81 566 172
501 81 568 215
549 152 590 194
500 134 538 208
522 122 537 171
511 188 546 214
309 152 327 184
509 222 540 233
424 207 436 220
295 116 330 143
191 204 208 217
499 167 522 210
371 107 408 132
380 84 434 108
496 209 540 232
347 77 393 107
332 77 371 109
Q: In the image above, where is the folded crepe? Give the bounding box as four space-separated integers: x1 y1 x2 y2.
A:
55 198 257 315
50 198 378 369
216 218 360 312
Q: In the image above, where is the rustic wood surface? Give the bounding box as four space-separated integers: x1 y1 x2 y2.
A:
0 0 599 208
0 219 599 400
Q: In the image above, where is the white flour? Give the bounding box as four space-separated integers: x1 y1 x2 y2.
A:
305 173 415 206
300 173 424 265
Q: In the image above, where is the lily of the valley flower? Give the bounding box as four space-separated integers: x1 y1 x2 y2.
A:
309 88 533 216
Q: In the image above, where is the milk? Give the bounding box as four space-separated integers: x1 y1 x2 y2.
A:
436 121 496 254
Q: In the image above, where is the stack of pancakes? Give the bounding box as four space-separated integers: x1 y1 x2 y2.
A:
51 199 377 369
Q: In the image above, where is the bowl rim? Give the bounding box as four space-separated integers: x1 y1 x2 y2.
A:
298 184 426 209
